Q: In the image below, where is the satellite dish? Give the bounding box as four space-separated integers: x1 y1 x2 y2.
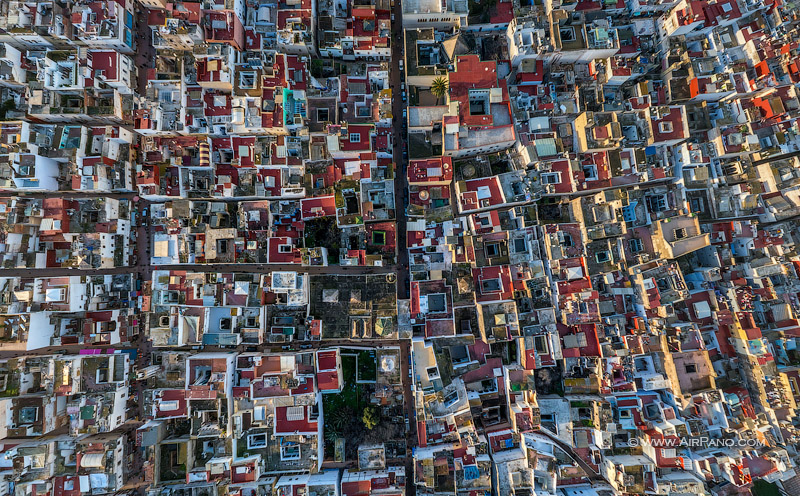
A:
419 190 429 200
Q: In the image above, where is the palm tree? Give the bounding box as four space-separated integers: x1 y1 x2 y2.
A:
431 76 449 105
324 428 340 445
328 407 351 432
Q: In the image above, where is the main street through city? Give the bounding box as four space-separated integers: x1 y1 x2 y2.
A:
388 5 416 493
0 262 397 278
392 1 410 303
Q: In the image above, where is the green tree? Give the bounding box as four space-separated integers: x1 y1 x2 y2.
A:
431 77 449 105
362 406 380 430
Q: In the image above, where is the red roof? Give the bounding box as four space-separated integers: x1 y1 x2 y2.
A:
408 157 453 184
41 198 70 233
547 159 575 194
558 323 602 358
301 195 337 220
341 480 371 496
155 389 188 418
231 137 255 167
317 350 338 371
277 9 311 31
489 1 514 23
260 167 283 196
263 55 288 89
472 265 514 302
317 370 340 392
340 124 373 152
448 55 509 127
274 405 318 435
286 55 308 91
700 0 742 26
651 106 687 143
203 10 245 50
267 237 302 264
245 28 262 50
231 460 257 484
89 51 118 80
458 176 505 212
204 92 232 117
517 60 545 84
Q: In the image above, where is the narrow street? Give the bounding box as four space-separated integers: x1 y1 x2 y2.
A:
0 191 137 199
0 337 406 358
389 4 416 495
0 261 396 278
134 8 156 96
392 0 410 302
399 336 418 496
